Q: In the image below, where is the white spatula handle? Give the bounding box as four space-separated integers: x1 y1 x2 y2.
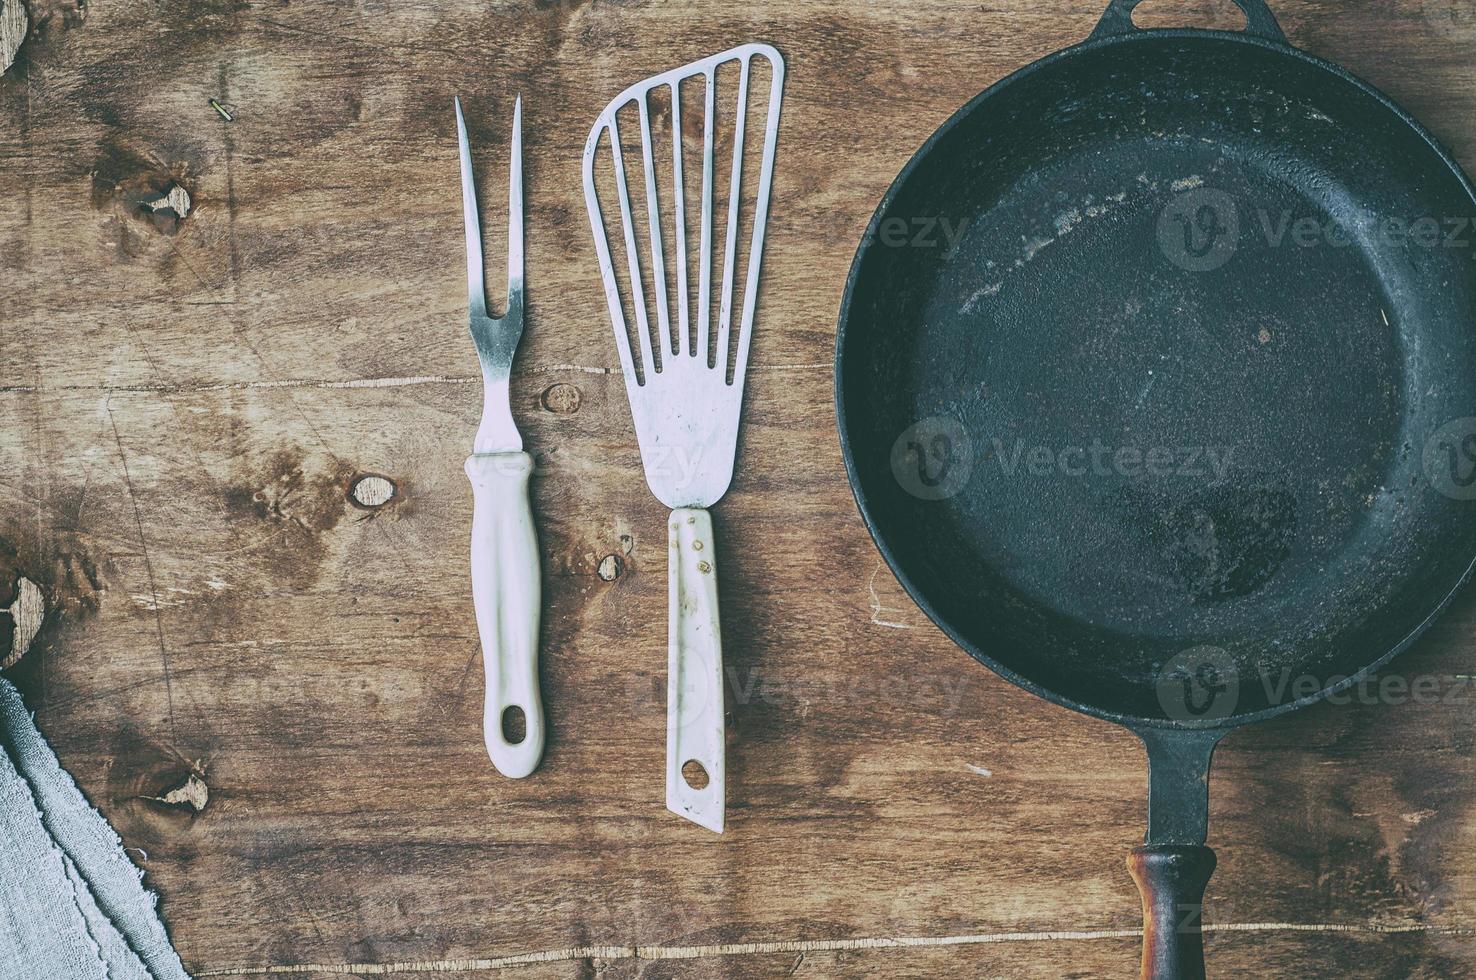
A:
667 507 725 832
466 452 545 778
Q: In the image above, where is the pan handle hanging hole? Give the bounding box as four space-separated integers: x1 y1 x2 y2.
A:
1129 0 1246 32
1092 0 1286 43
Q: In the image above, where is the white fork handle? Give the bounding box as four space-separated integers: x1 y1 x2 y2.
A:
667 507 725 832
466 452 545 779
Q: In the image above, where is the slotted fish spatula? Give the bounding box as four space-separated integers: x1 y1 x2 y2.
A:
582 44 786 832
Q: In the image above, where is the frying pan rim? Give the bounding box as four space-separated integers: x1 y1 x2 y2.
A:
835 25 1476 732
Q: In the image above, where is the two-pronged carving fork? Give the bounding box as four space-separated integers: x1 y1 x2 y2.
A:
582 44 786 832
456 96 545 779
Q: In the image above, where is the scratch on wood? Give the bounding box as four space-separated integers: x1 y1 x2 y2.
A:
107 401 178 742
193 921 1470 976
256 15 487 64
867 563 911 630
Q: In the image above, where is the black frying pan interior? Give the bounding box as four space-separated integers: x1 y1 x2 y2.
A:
838 35 1476 727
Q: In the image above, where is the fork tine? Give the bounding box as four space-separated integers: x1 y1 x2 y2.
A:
715 56 751 378
732 53 785 391
455 96 488 320
637 94 673 363
609 110 658 381
508 95 524 307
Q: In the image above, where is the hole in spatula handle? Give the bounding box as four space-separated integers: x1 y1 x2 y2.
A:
682 759 710 790
501 705 527 745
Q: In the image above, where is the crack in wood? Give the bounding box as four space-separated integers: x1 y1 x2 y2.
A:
193 921 1473 976
0 362 829 395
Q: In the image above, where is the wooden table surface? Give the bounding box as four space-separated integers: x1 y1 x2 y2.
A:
4 0 1476 976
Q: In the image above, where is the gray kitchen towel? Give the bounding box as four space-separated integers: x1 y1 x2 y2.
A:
0 678 190 980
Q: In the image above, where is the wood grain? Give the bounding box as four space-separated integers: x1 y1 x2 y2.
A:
3 0 1476 977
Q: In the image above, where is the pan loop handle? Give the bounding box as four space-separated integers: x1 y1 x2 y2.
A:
1090 0 1289 44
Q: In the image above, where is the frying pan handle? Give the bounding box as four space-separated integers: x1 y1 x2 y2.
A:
1130 728 1225 979
1129 845 1217 980
1090 0 1289 44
